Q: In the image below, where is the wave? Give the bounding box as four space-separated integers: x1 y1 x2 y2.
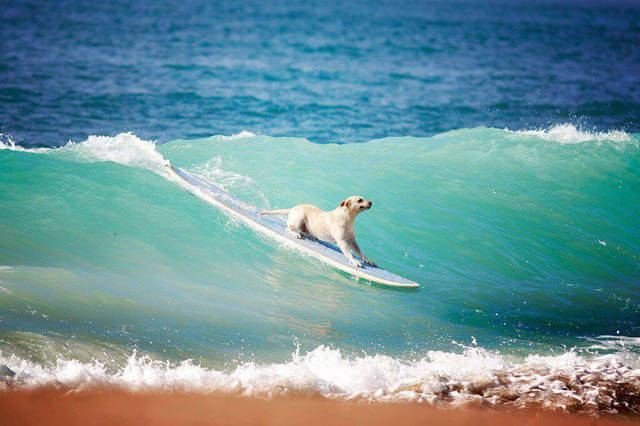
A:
1 124 633 156
0 133 50 153
1 125 639 416
508 124 633 144
0 130 259 182
1 345 639 414
1 132 173 178
216 130 257 141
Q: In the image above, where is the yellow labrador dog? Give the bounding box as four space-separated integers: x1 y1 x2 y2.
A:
260 196 377 268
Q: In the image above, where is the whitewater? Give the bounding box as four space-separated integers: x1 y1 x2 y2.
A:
0 125 639 413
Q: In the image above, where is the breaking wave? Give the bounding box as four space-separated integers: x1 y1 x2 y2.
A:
509 124 632 144
1 345 639 414
1 125 639 415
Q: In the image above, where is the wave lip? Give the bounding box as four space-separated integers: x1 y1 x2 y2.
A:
510 124 632 144
0 134 50 153
0 130 259 176
216 130 256 141
57 133 170 174
1 346 639 414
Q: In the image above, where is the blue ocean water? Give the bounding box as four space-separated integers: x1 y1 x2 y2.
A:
1 0 639 413
2 0 640 145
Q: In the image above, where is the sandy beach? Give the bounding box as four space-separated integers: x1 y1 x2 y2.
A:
1 389 638 426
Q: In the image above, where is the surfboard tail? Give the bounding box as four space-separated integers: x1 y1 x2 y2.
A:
259 209 290 216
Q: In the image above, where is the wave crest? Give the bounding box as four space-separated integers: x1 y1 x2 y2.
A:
57 133 170 175
0 134 49 153
510 124 632 144
216 130 256 141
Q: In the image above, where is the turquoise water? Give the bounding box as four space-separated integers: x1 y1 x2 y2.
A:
0 128 639 410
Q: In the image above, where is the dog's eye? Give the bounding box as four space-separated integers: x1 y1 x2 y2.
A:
358 198 363 203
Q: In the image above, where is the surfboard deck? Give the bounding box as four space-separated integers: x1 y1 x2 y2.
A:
168 165 419 288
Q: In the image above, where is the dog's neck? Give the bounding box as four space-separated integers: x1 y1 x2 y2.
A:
333 207 359 224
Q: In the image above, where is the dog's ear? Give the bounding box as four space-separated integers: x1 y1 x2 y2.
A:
340 200 346 207
345 200 352 208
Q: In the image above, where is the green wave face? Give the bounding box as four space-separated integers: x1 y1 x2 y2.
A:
1 127 639 364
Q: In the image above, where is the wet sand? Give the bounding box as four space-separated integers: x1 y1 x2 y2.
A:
1 389 637 426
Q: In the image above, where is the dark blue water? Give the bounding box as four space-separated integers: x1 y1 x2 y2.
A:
2 0 639 146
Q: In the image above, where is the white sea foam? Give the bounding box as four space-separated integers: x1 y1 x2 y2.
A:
584 335 640 357
216 130 256 140
194 156 255 190
193 156 270 209
1 345 639 414
0 134 50 153
0 134 22 151
55 133 170 174
510 124 632 144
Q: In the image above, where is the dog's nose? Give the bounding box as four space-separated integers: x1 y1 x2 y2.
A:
368 201 373 207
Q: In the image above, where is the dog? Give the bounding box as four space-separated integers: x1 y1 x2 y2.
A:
260 196 377 268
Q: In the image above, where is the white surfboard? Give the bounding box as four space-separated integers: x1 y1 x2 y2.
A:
168 165 419 288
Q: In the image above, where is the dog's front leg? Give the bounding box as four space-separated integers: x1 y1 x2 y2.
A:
349 239 377 267
337 240 362 268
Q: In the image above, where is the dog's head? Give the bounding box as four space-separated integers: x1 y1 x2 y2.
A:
340 196 372 215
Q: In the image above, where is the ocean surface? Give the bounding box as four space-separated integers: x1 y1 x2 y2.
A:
1 0 640 414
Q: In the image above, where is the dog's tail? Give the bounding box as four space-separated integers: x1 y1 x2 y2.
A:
259 209 290 216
